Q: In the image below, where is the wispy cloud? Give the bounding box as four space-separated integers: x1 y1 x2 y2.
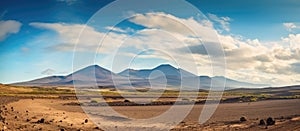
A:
208 13 231 32
0 20 22 41
56 0 77 5
0 10 8 19
283 22 300 32
104 26 130 33
41 68 55 75
21 47 30 53
29 22 128 54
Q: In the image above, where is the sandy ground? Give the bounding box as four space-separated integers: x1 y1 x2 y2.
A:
1 97 300 130
0 98 100 131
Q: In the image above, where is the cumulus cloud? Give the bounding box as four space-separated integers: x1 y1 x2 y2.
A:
254 54 273 62
273 47 293 60
0 20 22 41
282 34 300 49
128 12 218 43
127 13 300 85
29 12 300 85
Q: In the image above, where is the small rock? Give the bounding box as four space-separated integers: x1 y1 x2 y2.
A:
0 116 3 121
37 118 45 123
240 116 247 122
267 117 275 125
259 119 266 125
124 99 130 102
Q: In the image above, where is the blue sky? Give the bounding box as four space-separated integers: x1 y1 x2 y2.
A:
0 0 300 86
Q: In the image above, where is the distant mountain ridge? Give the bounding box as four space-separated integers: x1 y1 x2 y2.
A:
118 64 196 78
13 64 270 90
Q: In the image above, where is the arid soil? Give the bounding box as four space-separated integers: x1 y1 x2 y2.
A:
1 96 300 131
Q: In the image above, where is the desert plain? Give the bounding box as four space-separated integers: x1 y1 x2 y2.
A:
1 84 300 131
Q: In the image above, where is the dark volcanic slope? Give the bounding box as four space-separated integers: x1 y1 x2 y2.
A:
13 65 119 86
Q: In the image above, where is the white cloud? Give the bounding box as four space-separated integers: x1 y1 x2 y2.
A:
0 20 22 41
105 26 126 33
283 22 297 32
115 12 300 85
208 13 231 32
29 12 300 86
128 12 218 43
29 22 127 54
273 46 293 60
282 34 300 49
57 0 77 5
104 26 134 33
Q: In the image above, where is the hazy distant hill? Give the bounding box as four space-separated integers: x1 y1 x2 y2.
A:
13 64 269 89
227 85 300 96
118 64 195 78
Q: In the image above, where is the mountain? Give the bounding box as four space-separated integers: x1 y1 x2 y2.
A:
14 76 66 86
227 85 300 96
13 64 269 89
118 64 196 78
14 65 120 87
64 65 121 82
214 76 269 89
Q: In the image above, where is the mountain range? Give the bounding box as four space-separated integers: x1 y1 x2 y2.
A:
13 64 269 90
